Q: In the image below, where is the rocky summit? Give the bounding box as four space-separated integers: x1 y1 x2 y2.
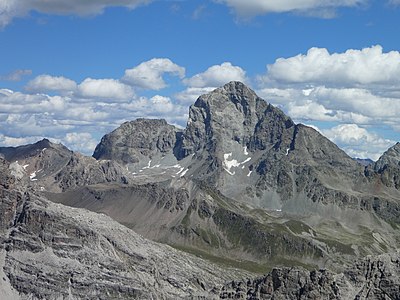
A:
1 81 400 299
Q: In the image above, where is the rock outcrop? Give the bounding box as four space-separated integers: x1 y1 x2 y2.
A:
218 252 400 299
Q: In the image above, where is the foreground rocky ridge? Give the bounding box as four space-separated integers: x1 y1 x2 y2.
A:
2 157 400 299
219 251 400 299
0 157 250 299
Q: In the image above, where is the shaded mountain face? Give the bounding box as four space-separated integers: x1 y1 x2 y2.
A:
0 139 62 162
178 81 287 157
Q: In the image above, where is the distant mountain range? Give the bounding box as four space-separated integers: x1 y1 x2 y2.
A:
1 81 400 299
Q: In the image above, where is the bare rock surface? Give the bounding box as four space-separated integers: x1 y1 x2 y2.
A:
0 158 249 299
218 251 400 299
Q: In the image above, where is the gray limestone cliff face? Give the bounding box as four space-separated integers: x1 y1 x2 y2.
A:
93 118 182 164
174 82 297 190
374 142 400 171
0 139 72 184
178 81 295 159
179 82 270 155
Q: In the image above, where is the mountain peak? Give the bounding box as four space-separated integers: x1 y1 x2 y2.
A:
179 82 291 157
93 118 181 164
195 81 259 109
128 118 168 126
0 138 69 162
220 80 254 94
35 138 51 148
374 142 400 172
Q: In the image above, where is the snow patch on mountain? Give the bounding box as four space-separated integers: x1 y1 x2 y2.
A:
30 171 37 181
223 153 251 175
243 146 249 156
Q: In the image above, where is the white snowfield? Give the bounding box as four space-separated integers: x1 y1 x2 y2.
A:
180 169 188 177
29 171 37 180
243 146 249 156
223 152 251 176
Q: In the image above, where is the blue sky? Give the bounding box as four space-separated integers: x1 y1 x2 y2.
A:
0 0 400 160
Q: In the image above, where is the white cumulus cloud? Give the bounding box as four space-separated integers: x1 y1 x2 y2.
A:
264 45 400 86
311 87 400 119
1 69 32 81
257 86 400 127
64 132 98 154
121 95 187 121
0 89 66 114
122 58 185 90
150 95 175 113
26 74 77 93
77 78 135 101
0 0 151 28
323 124 396 160
184 62 247 88
257 45 400 136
